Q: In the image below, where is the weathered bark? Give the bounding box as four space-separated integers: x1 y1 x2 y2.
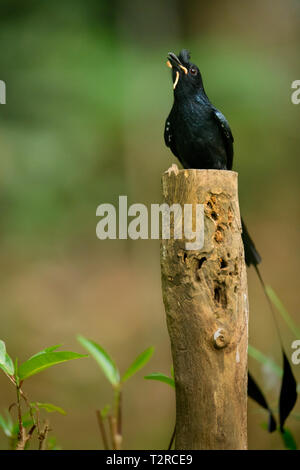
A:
161 168 248 450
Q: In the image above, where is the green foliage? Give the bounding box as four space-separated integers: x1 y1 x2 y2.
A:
144 372 175 388
31 402 67 416
266 286 300 338
121 346 154 383
0 340 87 382
77 335 154 388
248 344 282 377
0 340 15 376
0 410 34 449
0 411 14 438
280 428 298 450
77 335 120 386
0 341 6 364
248 290 300 392
261 422 297 450
249 290 299 448
47 436 62 451
31 345 63 357
100 404 111 419
11 414 34 440
0 340 86 450
0 354 15 377
77 336 154 450
18 349 87 381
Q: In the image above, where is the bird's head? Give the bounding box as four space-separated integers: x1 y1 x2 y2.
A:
166 49 204 97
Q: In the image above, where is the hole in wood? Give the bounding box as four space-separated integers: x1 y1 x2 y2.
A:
195 257 207 280
197 257 207 270
220 258 227 269
214 282 227 309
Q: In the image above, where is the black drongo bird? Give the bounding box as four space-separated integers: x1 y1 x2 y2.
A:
164 49 260 268
163 49 298 434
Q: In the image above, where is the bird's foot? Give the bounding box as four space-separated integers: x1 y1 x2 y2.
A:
165 163 179 176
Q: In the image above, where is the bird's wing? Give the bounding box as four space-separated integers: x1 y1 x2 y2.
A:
164 111 179 158
212 108 234 170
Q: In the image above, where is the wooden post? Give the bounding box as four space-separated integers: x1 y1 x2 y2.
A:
160 168 248 450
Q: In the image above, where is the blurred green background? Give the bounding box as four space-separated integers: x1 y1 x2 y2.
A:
0 0 299 449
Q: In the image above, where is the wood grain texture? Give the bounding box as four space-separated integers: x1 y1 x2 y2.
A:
161 169 248 450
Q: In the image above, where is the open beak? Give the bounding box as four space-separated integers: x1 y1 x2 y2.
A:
167 52 188 75
166 52 188 90
167 52 188 74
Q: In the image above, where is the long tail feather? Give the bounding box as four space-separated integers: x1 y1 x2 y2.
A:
242 218 298 431
241 218 261 267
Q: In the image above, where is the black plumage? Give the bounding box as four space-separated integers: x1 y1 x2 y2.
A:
164 49 260 267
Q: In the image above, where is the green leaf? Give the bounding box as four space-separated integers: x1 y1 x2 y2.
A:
44 345 63 353
0 353 15 376
0 341 14 376
32 402 66 415
0 340 6 364
0 413 13 438
261 422 298 450
122 346 154 383
266 286 300 338
28 344 63 360
12 416 34 437
144 372 175 388
14 358 20 386
100 404 111 419
18 351 87 380
280 428 298 450
248 344 282 377
47 436 61 451
77 335 120 386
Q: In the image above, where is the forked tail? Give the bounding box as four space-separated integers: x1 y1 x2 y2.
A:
241 218 298 433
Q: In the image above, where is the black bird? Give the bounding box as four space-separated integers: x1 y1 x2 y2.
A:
164 49 297 434
164 49 260 268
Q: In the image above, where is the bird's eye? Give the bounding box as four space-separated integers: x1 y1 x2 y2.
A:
190 67 197 76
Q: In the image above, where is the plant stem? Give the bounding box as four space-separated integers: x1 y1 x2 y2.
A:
96 410 109 450
38 422 49 450
168 424 176 450
116 390 122 435
14 384 36 450
15 384 25 450
108 415 118 450
113 386 122 449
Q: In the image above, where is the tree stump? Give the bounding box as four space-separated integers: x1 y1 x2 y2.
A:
160 168 248 450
